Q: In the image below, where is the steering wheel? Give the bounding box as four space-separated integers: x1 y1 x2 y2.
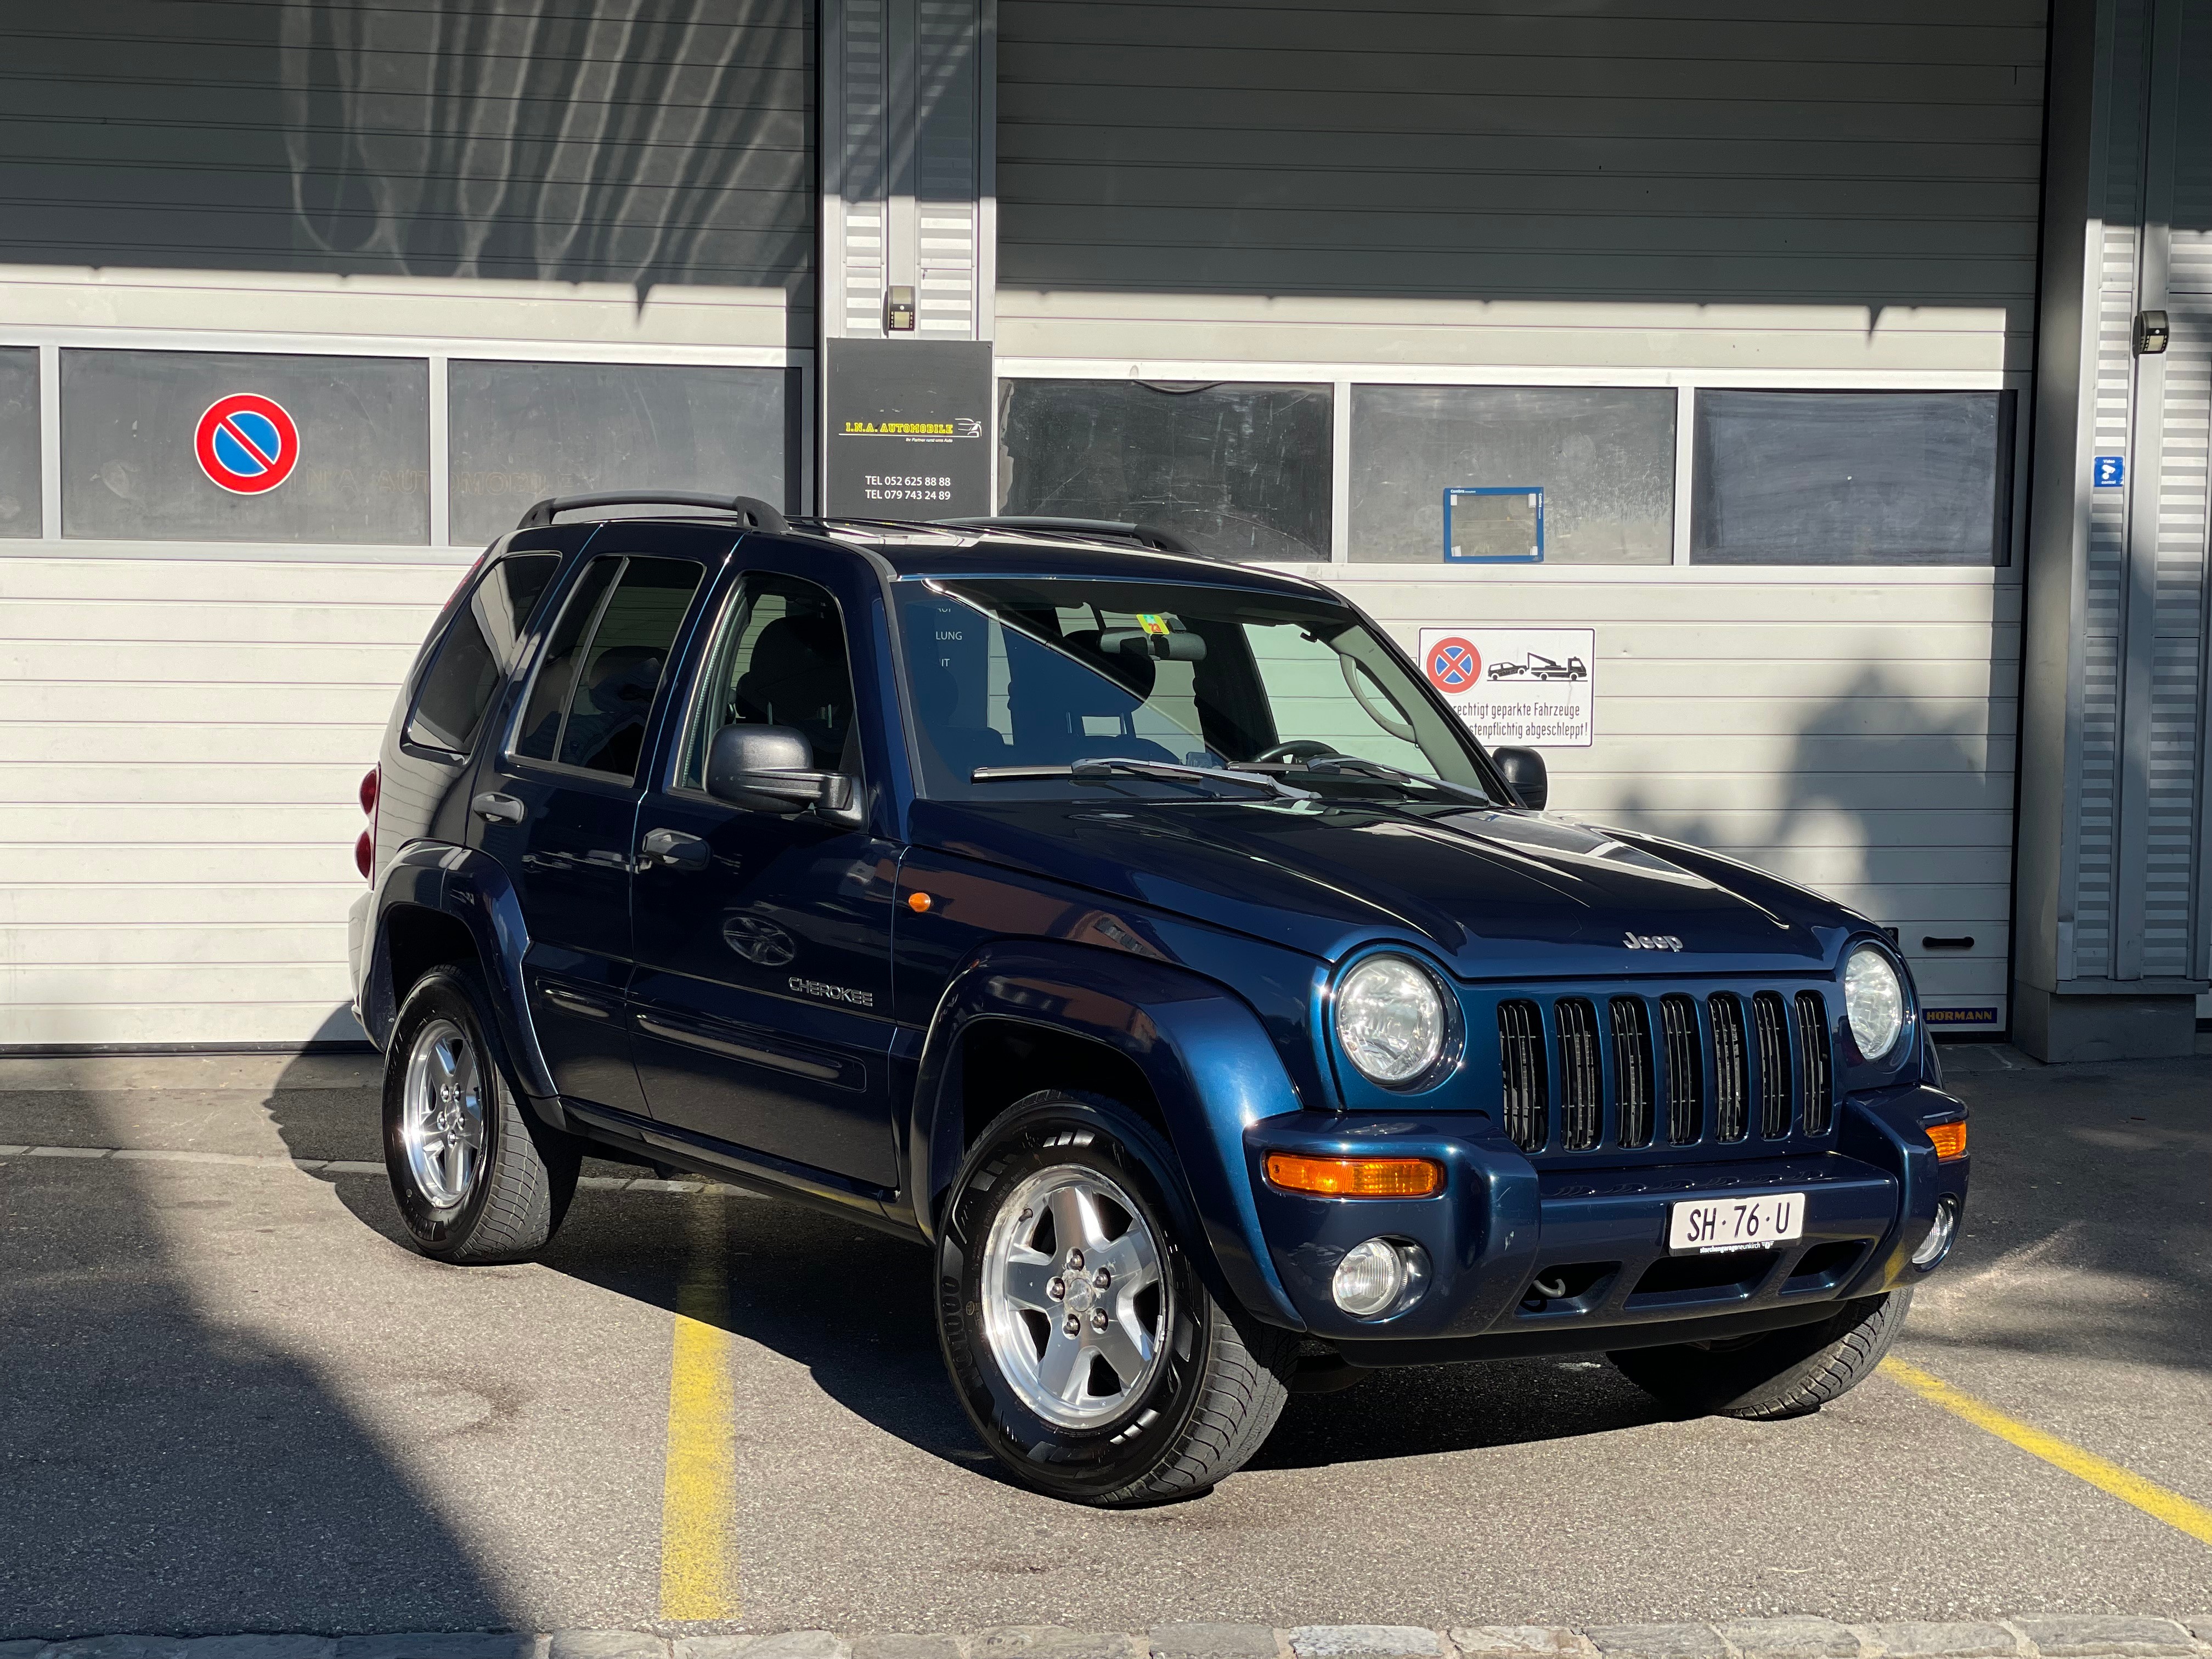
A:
1256 740 1341 764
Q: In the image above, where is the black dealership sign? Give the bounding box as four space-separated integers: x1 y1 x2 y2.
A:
823 338 992 519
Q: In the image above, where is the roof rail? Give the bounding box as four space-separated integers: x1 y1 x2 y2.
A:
936 515 1199 555
515 492 789 534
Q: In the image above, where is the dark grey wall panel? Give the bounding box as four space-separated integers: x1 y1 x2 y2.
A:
998 0 2046 319
0 1 814 335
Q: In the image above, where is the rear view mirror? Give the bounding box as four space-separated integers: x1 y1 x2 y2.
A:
1492 747 1548 811
706 724 858 822
1100 628 1207 663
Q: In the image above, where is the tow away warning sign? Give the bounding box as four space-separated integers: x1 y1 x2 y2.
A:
1418 627 1595 748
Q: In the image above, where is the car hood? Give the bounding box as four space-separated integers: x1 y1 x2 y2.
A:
906 794 1858 979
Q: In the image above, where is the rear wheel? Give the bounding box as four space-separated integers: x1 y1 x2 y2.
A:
1609 1289 1911 1419
382 967 579 1263
934 1091 1295 1506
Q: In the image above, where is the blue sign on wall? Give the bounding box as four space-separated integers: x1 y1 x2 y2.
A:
2093 455 2125 488
1444 486 1543 563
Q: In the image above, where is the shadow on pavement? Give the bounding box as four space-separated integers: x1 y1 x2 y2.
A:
0 1064 509 1638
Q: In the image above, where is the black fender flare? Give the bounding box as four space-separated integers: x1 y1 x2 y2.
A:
362 842 558 1107
910 940 1307 1329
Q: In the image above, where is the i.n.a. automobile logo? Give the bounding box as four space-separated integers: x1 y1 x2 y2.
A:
1623 930 1685 951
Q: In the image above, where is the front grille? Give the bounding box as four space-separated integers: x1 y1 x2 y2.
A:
1710 993 1748 1141
1498 998 1548 1152
1609 995 1655 1148
1494 986 1839 1157
1753 991 1793 1138
1556 998 1602 1150
1660 993 1702 1143
1796 991 1834 1136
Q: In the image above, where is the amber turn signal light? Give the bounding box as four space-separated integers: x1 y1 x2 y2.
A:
1263 1152 1443 1198
905 890 933 913
1926 1120 1968 1161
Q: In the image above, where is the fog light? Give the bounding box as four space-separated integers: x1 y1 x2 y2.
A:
1331 1237 1429 1318
1912 1197 1960 1269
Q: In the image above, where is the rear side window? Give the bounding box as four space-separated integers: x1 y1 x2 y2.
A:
512 555 705 780
405 553 558 757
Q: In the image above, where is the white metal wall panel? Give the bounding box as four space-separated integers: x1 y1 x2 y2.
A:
996 0 2046 370
0 553 454 1047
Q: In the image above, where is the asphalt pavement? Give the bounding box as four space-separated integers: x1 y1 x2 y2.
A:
1 1042 2206 1637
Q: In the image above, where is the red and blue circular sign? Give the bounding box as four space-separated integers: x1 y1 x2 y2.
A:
1426 635 1482 692
195 394 300 494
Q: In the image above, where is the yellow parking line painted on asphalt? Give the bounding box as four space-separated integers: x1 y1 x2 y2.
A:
1882 1357 2212 1546
660 1201 739 1621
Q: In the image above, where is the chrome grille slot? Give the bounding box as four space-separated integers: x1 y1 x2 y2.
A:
1556 998 1602 1151
1753 990 1792 1138
1609 996 1655 1148
1710 992 1749 1141
1796 990 1833 1136
1659 993 1702 1144
1497 999 1548 1153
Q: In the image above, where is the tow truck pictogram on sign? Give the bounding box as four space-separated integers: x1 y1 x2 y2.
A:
1425 636 1482 692
194 394 301 494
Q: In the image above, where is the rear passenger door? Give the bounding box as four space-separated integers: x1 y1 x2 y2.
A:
473 539 717 1115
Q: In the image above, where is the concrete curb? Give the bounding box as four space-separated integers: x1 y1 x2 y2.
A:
5 1620 2209 1659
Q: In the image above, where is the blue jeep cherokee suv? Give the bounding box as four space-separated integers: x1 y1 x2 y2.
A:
350 493 1971 1506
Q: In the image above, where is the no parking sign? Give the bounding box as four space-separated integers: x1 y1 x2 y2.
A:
195 393 300 494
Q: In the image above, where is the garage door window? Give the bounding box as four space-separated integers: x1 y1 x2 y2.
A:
448 362 788 548
1351 386 1675 565
997 379 1332 562
0 348 37 538
1692 391 2015 565
59 350 430 544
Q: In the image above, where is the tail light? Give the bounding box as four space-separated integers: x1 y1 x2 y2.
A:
356 765 379 881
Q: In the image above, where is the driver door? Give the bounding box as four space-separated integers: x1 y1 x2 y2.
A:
626 553 902 1189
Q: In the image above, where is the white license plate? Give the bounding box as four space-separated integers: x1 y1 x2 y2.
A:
1668 1192 1805 1254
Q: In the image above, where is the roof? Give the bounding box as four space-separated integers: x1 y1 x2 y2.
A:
783 517 1333 600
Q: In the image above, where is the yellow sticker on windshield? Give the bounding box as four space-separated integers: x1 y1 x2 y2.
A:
1136 612 1172 636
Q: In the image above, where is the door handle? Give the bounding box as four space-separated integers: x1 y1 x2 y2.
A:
641 827 710 871
472 792 526 824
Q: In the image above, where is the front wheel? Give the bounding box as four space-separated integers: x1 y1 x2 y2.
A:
934 1092 1295 1506
1609 1289 1911 1420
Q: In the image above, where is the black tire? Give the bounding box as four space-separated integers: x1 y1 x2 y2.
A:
381 966 579 1263
1609 1289 1912 1420
934 1091 1296 1506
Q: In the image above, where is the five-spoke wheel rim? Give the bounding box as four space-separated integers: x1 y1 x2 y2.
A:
979 1163 1169 1428
400 1017 487 1212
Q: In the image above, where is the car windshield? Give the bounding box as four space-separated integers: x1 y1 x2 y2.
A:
895 577 1496 802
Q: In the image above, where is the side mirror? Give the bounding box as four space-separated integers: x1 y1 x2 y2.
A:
706 724 859 822
1492 746 1548 811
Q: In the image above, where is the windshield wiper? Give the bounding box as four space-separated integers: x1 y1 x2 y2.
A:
1299 755 1494 807
972 758 1316 802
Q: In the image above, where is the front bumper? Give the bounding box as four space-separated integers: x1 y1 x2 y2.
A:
1244 1082 1967 1355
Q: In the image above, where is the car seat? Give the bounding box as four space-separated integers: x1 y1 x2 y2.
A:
733 611 853 769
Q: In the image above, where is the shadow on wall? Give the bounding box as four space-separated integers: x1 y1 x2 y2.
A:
4 0 814 326
1585 664 2000 985
0 1064 507 1638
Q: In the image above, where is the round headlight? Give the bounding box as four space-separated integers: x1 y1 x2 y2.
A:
1334 955 1448 1085
1844 944 1907 1061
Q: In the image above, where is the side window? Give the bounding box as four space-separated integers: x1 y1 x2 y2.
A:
677 573 857 788
512 555 705 780
405 552 559 757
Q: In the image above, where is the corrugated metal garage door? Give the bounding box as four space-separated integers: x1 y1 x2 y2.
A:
0 1 811 1048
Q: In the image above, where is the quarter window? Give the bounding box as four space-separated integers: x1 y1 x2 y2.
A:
405 552 559 757
512 555 704 780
